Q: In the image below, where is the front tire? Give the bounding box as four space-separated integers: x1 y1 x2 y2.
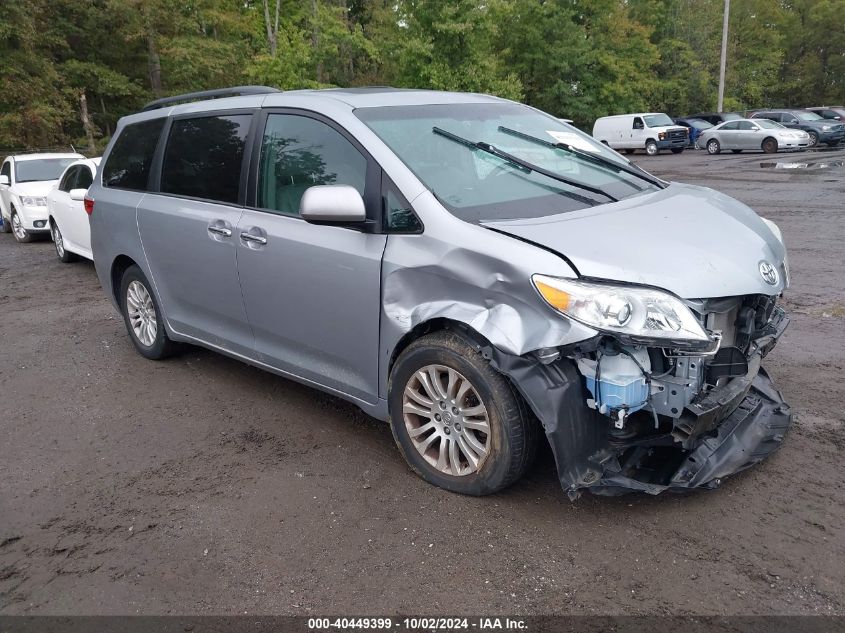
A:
762 138 778 154
645 139 659 156
119 265 178 360
10 209 33 243
51 220 76 263
707 139 721 155
807 131 819 147
388 331 539 495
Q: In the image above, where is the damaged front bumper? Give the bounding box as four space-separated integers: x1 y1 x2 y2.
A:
487 308 792 498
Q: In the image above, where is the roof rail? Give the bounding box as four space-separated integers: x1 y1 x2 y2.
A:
141 86 281 112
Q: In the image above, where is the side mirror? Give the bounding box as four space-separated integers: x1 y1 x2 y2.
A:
69 188 88 201
300 185 367 225
0 175 9 186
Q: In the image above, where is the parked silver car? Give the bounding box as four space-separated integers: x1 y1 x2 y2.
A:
698 118 810 154
88 87 791 498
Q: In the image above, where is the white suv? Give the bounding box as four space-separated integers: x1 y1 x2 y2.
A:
0 153 82 242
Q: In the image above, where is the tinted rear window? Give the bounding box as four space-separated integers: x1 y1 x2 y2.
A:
161 114 251 204
102 118 165 190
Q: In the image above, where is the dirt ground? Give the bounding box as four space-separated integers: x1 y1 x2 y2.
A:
1 148 843 616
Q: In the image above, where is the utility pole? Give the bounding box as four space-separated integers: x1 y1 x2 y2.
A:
717 0 730 112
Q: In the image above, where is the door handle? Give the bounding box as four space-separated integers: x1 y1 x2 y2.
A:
240 232 267 246
208 225 232 237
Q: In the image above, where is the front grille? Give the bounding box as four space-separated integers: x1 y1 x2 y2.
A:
668 129 686 140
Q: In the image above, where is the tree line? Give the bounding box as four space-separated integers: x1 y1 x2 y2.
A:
1 0 843 152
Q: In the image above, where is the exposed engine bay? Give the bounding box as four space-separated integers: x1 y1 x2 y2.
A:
486 293 791 497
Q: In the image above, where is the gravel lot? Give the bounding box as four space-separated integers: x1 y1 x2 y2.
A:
1 148 843 616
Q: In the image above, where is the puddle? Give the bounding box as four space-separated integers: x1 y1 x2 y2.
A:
760 159 844 170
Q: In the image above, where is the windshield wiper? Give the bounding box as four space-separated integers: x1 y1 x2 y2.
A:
497 125 665 189
432 127 617 203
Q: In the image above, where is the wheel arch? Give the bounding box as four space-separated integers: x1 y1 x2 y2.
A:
388 318 493 379
110 254 139 305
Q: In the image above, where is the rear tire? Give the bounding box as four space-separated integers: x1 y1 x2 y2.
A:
670 147 684 154
0 210 10 233
623 149 635 155
119 265 178 360
762 138 778 154
51 220 76 263
10 209 33 243
388 331 539 495
706 139 721 155
645 139 659 156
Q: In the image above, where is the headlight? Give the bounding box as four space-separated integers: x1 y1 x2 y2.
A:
821 125 831 131
532 275 712 348
21 196 47 207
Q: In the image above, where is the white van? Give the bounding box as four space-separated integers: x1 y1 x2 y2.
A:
592 113 688 156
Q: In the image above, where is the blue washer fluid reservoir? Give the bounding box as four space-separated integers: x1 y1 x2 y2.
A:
576 347 650 414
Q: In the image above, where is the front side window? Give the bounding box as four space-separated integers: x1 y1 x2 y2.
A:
356 102 658 223
738 121 756 131
15 158 77 183
632 117 644 130
161 114 251 204
258 114 367 216
102 118 165 191
754 119 783 130
643 114 673 127
1 161 11 182
384 187 422 233
795 111 823 121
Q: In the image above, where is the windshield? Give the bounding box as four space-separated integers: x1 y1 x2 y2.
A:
643 114 674 127
796 111 823 121
15 158 77 183
755 119 784 129
356 103 657 223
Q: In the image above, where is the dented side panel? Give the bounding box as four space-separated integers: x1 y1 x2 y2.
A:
377 190 599 401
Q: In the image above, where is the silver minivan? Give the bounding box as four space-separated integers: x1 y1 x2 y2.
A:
88 86 791 498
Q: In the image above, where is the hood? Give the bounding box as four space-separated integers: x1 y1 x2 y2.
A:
483 183 787 299
11 180 58 197
800 120 845 130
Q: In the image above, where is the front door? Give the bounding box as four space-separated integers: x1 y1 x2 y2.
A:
236 112 386 404
630 116 646 148
138 112 255 356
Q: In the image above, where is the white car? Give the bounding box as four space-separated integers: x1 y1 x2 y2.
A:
46 157 101 262
0 153 83 242
592 113 688 155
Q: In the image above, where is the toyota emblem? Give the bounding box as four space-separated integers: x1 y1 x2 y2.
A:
759 261 779 286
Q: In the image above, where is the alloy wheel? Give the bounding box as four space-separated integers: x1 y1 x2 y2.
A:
52 224 65 258
126 280 157 347
402 364 491 476
11 213 26 240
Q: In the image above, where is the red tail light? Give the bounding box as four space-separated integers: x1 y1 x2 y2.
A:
84 196 94 215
